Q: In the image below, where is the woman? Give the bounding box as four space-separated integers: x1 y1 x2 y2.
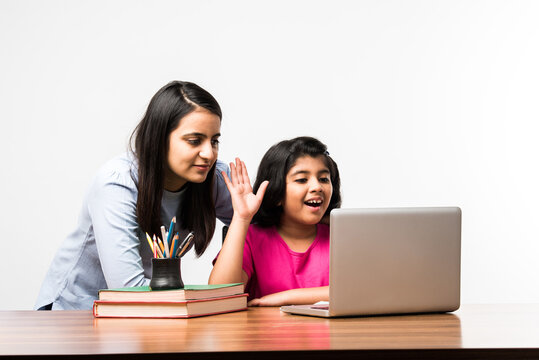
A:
35 81 233 310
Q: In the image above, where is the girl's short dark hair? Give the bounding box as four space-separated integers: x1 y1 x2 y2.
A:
252 136 341 227
130 80 222 256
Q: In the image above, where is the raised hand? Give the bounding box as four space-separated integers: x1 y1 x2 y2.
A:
222 158 269 222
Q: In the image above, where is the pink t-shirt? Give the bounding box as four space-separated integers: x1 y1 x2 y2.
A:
242 223 329 300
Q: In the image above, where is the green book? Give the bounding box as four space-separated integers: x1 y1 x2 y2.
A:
98 283 244 302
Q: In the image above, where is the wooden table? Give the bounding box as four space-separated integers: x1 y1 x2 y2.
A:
1 304 539 359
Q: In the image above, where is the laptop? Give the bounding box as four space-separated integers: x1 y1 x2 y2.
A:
280 207 461 317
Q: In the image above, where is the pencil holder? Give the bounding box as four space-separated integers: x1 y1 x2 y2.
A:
149 258 184 290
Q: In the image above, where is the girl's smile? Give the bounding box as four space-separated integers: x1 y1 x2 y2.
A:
280 155 333 227
304 196 324 210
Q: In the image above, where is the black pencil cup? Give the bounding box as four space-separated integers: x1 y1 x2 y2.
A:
149 258 184 290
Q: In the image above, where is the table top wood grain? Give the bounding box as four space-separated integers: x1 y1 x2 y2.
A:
1 304 539 359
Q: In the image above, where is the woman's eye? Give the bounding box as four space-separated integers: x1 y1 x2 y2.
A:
187 139 201 145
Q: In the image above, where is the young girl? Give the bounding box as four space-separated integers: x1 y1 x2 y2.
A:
209 136 341 306
35 81 233 310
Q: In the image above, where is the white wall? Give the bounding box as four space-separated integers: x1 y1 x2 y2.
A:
1 0 538 310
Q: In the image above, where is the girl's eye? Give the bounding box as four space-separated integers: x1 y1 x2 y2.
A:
295 178 308 183
211 139 220 147
320 177 330 183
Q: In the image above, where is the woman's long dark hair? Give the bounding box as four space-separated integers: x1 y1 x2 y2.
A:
130 81 222 256
252 136 342 227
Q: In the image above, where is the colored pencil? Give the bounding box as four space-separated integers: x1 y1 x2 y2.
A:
175 232 194 258
145 232 154 252
166 216 176 251
154 237 164 258
157 237 165 254
170 233 179 259
160 226 168 257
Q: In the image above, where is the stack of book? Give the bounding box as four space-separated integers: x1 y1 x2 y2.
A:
93 283 247 318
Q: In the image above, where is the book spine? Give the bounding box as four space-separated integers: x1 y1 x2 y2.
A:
94 293 248 305
92 307 248 319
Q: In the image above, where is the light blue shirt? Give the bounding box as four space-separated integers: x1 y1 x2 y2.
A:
35 153 232 310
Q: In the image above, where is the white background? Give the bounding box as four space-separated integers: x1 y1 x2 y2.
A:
1 0 538 310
